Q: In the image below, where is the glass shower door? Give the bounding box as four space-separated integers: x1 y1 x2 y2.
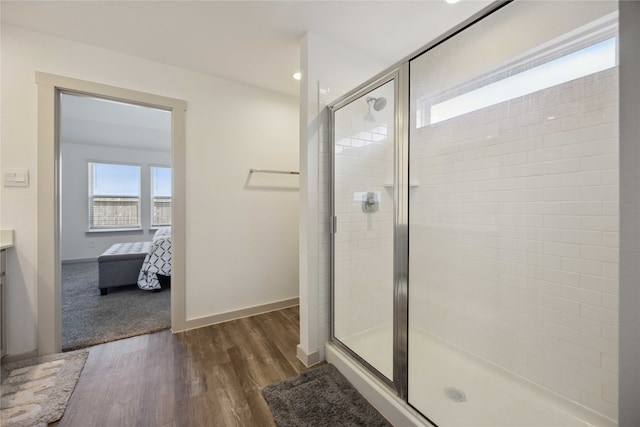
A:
332 78 396 382
408 1 619 425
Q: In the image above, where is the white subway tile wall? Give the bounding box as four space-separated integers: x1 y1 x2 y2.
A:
333 122 394 336
409 68 618 419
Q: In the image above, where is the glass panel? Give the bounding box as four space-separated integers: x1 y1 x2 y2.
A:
408 2 618 425
333 80 395 381
88 162 141 229
151 166 172 226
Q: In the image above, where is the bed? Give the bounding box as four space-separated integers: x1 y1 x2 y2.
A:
97 227 171 294
137 227 172 291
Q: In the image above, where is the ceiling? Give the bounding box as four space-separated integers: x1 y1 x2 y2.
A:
1 0 493 97
60 93 171 151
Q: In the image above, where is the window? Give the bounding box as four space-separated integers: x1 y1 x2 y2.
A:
88 162 141 229
417 36 617 127
151 166 172 226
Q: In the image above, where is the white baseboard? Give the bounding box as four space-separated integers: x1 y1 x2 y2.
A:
2 350 39 364
62 258 97 264
296 344 322 367
174 297 299 333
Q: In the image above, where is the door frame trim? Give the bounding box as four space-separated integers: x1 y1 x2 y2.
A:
36 72 188 355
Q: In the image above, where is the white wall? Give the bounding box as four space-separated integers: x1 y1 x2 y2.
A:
618 2 640 425
61 142 171 261
1 24 299 356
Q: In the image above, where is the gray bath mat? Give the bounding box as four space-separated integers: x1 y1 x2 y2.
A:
262 363 392 427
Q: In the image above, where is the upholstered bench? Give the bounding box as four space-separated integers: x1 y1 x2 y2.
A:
98 241 152 295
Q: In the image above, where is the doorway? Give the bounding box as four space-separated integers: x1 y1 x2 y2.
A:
36 73 187 355
59 93 172 350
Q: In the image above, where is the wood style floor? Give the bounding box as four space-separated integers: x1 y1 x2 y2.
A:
52 306 307 427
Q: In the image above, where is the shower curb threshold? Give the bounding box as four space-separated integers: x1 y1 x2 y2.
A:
325 342 434 427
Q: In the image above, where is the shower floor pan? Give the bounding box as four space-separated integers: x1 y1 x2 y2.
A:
337 325 616 427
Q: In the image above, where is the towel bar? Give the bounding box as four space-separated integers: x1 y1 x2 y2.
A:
250 168 299 175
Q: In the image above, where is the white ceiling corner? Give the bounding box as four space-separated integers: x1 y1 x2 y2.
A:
1 0 493 97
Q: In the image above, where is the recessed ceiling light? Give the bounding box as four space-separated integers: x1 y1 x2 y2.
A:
445 0 461 4
293 72 302 81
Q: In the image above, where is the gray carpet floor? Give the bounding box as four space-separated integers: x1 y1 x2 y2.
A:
62 261 170 351
262 363 392 427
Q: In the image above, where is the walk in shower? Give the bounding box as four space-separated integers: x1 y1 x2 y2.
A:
330 1 619 425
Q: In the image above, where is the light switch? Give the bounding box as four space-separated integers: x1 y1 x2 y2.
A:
3 169 29 187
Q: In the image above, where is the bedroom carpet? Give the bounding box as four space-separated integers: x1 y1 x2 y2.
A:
62 261 170 351
262 363 392 427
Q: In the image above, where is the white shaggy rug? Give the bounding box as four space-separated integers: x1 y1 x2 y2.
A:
1 350 88 427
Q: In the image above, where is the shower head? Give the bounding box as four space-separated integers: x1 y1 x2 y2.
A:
367 96 387 111
364 96 387 122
